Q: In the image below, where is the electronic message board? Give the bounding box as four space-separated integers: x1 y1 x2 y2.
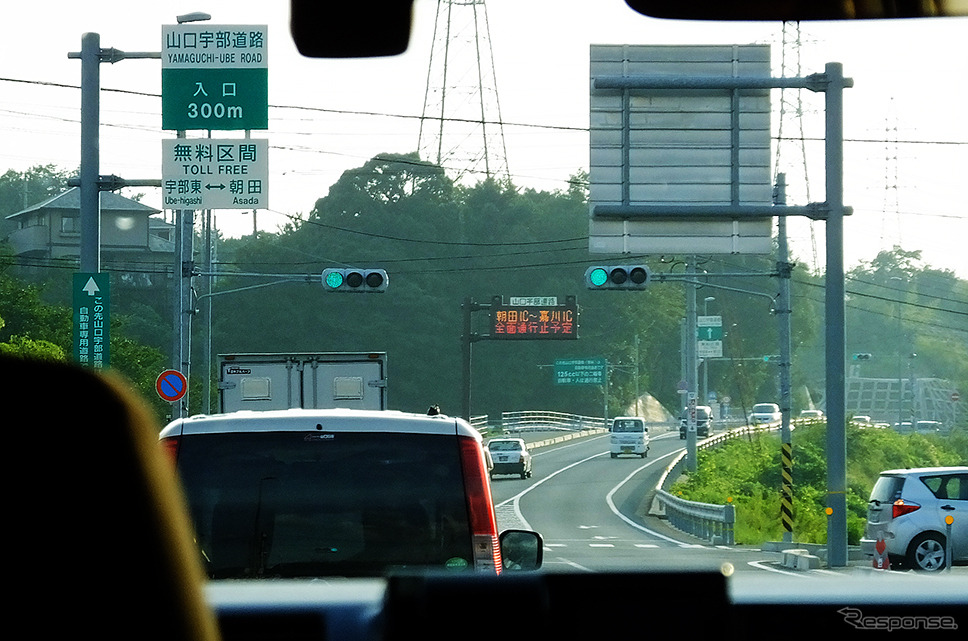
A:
490 296 578 340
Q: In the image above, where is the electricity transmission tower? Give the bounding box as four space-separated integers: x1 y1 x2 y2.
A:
419 0 510 183
774 21 819 271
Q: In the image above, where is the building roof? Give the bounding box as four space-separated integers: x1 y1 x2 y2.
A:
5 187 160 220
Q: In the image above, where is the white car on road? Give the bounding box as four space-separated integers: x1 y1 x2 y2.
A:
749 403 781 425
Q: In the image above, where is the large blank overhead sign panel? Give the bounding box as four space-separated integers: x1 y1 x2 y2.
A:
589 45 773 255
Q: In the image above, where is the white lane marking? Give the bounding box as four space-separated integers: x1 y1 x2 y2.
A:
553 557 593 572
496 438 691 549
603 450 695 546
747 560 805 577
496 450 612 531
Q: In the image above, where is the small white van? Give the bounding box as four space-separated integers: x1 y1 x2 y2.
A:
610 417 650 458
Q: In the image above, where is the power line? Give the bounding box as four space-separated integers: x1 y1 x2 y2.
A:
2 76 964 145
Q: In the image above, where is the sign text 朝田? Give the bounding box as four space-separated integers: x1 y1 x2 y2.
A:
490 296 578 340
162 138 268 210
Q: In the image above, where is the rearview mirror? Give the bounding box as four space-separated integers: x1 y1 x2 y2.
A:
290 0 415 58
624 0 967 20
500 530 543 571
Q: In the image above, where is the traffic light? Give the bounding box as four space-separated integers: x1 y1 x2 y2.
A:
321 268 388 293
852 353 872 361
584 265 650 290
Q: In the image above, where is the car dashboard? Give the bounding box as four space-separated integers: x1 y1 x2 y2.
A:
206 570 967 640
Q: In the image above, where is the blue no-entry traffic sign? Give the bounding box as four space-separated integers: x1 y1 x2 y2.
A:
156 369 188 402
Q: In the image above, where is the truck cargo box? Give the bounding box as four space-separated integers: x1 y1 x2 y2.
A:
218 353 387 412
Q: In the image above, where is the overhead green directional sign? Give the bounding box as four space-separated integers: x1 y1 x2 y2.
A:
162 24 268 130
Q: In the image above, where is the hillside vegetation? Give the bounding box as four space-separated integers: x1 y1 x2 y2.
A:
670 423 968 545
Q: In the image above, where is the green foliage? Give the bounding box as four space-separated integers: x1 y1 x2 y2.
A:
213 154 687 416
0 164 77 218
0 268 169 423
2 158 965 430
0 335 66 360
671 423 965 545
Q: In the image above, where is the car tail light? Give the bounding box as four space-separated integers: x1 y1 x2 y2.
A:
458 435 502 575
892 499 920 519
159 436 180 465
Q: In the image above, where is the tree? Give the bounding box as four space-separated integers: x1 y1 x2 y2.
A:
211 154 694 418
0 164 77 219
0 266 170 422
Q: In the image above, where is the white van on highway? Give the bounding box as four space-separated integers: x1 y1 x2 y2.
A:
610 417 649 458
159 408 542 578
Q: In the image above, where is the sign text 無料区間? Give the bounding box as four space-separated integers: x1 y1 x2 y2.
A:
162 138 268 210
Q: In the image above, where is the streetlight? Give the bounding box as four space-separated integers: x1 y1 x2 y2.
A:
177 12 212 23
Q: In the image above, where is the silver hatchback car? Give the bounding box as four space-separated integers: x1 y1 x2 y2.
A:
861 466 968 571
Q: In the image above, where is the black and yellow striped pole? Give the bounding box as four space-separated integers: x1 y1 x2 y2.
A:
781 441 794 537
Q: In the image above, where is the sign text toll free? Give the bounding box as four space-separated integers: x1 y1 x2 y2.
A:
162 138 268 209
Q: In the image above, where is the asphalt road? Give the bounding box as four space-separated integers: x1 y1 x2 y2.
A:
488 428 966 579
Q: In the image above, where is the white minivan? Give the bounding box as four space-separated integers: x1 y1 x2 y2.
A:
610 417 649 458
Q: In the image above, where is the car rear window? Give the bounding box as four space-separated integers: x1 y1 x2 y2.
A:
869 475 905 504
174 431 474 578
488 440 521 451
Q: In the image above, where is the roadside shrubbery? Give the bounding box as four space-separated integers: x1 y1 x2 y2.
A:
670 423 966 545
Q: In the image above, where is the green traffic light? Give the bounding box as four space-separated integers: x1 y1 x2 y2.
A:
324 271 344 288
589 267 609 287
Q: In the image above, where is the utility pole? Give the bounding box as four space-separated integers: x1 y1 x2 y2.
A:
69 35 160 273
775 173 795 544
685 257 698 472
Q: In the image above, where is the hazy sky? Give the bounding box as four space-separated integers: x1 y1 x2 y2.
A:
1 0 966 277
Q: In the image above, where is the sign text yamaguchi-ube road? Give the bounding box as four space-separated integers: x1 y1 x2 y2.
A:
161 24 268 131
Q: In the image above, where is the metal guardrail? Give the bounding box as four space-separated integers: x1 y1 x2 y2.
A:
654 422 780 545
486 410 608 434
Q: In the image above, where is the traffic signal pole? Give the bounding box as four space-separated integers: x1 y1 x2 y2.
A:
591 64 852 566
824 63 850 567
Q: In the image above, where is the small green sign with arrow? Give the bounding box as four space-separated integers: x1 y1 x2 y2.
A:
73 273 110 368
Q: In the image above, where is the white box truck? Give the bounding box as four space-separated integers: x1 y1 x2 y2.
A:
218 352 387 412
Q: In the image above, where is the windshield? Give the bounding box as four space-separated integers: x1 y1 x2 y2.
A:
613 419 645 432
2 0 966 594
488 440 522 451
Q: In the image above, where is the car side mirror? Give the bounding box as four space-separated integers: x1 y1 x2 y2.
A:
499 530 543 571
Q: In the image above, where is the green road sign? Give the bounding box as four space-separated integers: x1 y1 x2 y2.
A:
696 325 723 341
73 273 110 368
162 68 268 130
162 138 269 209
162 24 268 130
554 358 606 385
